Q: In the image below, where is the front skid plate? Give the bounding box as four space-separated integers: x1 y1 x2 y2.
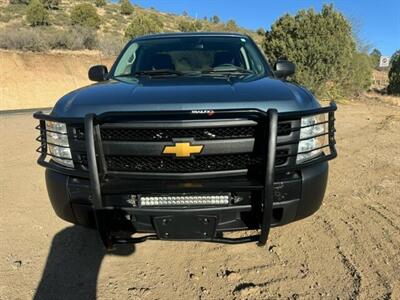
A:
153 215 217 240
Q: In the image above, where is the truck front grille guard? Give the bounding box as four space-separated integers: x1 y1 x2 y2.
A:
33 102 337 247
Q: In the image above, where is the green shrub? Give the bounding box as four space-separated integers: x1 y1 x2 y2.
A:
369 48 381 69
264 4 362 99
124 14 163 39
120 0 133 15
26 0 49 26
178 19 202 32
147 13 164 30
224 20 239 32
388 51 400 95
70 3 101 28
41 0 60 10
346 52 373 95
95 0 107 8
0 27 48 51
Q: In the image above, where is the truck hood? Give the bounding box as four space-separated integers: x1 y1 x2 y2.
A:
51 76 319 118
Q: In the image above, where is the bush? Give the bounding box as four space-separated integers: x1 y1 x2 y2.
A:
124 14 163 39
388 51 400 95
95 0 107 8
369 48 381 69
41 0 60 10
346 52 373 95
178 19 202 32
0 27 48 51
224 20 239 32
120 0 133 15
70 3 101 28
264 4 362 99
26 0 49 26
98 34 124 56
48 26 98 50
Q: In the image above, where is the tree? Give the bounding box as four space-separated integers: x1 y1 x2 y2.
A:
264 4 360 99
120 0 133 15
70 3 101 29
124 14 163 39
95 0 107 8
369 48 381 69
387 50 400 95
26 0 49 26
211 15 220 24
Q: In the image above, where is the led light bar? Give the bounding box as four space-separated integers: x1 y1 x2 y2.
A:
140 194 231 207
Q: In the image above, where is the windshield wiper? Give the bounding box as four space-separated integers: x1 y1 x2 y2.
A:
132 69 183 77
201 66 254 75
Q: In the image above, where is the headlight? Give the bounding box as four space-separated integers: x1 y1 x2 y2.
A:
297 114 327 163
45 121 73 168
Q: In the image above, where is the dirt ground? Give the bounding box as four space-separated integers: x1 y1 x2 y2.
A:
0 96 399 300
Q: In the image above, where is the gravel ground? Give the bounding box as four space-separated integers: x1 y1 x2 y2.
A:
0 97 399 300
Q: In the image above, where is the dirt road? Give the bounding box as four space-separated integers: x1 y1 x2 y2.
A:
0 97 399 300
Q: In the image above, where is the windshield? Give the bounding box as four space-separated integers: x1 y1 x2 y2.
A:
112 36 269 78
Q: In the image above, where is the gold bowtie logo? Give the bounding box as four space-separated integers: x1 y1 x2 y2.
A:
163 142 204 158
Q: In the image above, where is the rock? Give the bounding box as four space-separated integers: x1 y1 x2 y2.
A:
12 260 22 269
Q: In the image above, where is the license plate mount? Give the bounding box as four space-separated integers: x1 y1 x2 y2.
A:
154 215 217 240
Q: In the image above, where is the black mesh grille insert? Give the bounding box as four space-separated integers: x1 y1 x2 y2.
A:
100 126 256 142
74 122 292 141
83 150 289 173
104 154 261 173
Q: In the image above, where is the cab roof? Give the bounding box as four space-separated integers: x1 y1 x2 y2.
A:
133 32 250 42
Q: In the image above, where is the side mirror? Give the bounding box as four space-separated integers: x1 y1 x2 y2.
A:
88 65 108 82
274 60 295 79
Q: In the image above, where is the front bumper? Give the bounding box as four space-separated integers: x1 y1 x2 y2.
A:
46 161 328 234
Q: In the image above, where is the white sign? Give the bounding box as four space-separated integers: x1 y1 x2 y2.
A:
379 56 390 67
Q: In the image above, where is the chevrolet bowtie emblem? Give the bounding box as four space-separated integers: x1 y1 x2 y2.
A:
163 142 204 158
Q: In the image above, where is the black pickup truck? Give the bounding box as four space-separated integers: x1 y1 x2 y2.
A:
34 32 337 248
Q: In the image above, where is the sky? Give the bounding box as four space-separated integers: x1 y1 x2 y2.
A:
131 0 400 56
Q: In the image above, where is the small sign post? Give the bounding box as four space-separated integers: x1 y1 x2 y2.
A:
379 56 390 68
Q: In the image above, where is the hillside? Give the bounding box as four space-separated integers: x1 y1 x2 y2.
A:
0 0 262 55
0 49 113 110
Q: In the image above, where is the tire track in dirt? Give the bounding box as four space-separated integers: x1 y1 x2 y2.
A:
376 202 400 219
366 204 400 232
314 194 399 299
333 206 397 298
336 248 362 299
314 214 365 296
